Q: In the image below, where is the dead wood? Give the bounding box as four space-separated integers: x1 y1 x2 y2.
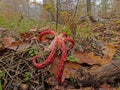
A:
75 60 120 87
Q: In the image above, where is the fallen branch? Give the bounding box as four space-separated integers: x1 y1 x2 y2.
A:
75 60 120 87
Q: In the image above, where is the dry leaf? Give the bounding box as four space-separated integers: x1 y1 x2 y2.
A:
20 32 33 41
2 37 30 51
73 51 99 65
99 83 117 90
9 41 30 51
88 52 111 65
49 56 81 79
103 43 116 60
63 61 81 78
2 37 15 47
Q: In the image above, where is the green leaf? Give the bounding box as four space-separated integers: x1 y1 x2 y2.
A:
0 71 5 78
63 27 71 35
67 56 79 62
0 80 2 90
30 53 34 57
24 76 30 81
118 87 120 90
34 51 39 55
24 72 32 81
116 56 120 59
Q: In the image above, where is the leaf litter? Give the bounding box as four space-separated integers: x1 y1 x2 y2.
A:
0 23 120 90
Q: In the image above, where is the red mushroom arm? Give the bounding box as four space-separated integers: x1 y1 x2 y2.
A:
56 39 67 84
64 38 74 51
39 29 58 42
33 40 57 69
61 32 67 38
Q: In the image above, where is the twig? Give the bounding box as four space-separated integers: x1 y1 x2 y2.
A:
72 0 79 22
0 64 12 79
56 0 59 31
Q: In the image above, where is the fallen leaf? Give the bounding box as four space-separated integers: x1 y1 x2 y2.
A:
9 41 30 51
69 87 94 90
2 37 30 51
73 51 99 65
88 52 111 65
88 43 116 65
49 56 81 79
103 43 116 60
45 77 58 86
20 32 33 41
63 61 81 78
99 83 117 90
51 85 65 90
2 37 15 47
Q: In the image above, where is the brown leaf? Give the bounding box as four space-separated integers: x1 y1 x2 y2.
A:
2 37 30 51
51 85 65 90
73 51 99 65
88 43 116 65
63 61 81 79
2 37 15 47
69 87 94 90
49 56 60 75
49 56 81 79
103 43 116 60
88 52 111 65
20 32 33 41
45 77 58 86
9 41 30 51
99 83 117 90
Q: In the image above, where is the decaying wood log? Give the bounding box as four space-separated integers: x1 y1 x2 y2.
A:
75 60 120 87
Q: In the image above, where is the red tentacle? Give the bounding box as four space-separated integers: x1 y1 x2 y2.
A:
39 29 58 42
33 39 57 69
56 39 67 84
61 32 67 37
32 30 74 84
64 38 74 51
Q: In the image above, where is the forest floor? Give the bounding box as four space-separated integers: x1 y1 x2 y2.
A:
1 20 120 90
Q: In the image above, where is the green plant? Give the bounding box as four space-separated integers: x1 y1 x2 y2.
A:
0 15 38 33
63 27 72 36
76 27 93 40
28 47 39 57
0 80 2 90
0 71 5 78
116 55 120 59
0 71 5 90
67 56 79 62
118 87 120 90
24 72 32 81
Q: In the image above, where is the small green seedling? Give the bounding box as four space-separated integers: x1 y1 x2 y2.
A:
24 72 32 81
67 56 79 62
28 48 39 57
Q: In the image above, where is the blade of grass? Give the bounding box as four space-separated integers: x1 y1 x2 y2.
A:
0 79 2 90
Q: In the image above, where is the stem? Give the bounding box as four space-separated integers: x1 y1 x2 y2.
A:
56 0 59 31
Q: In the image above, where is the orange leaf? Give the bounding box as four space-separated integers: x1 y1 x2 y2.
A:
87 43 116 65
103 43 116 60
2 37 15 47
9 41 30 51
49 56 81 79
88 52 112 65
2 36 30 51
63 61 81 78
73 51 99 65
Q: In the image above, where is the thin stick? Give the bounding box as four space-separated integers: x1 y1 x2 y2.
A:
72 0 79 22
56 0 59 31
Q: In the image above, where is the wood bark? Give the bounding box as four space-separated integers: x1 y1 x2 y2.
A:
86 0 91 15
75 60 120 87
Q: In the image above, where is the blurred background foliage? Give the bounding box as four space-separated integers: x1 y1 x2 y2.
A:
0 0 120 33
